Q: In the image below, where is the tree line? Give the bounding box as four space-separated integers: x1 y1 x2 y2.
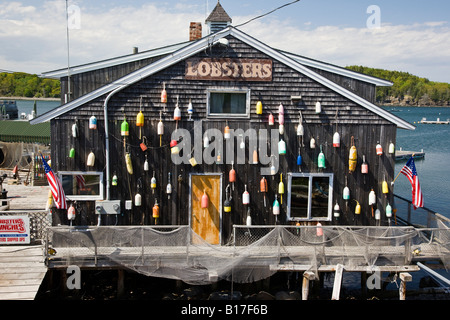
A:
0 72 60 98
346 65 450 105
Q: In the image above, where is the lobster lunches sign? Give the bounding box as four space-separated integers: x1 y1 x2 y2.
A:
185 58 272 81
0 216 30 244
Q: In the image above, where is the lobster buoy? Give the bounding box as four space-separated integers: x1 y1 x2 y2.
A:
375 209 381 220
121 118 129 136
170 140 179 154
153 199 160 221
278 139 286 155
187 99 193 120
161 83 167 103
174 105 181 121
278 174 284 204
316 222 323 236
386 203 392 218
297 154 302 166
144 156 149 171
369 189 376 206
246 211 252 226
315 101 321 113
297 121 304 136
256 101 262 115
203 135 209 148
349 136 357 173
136 110 144 127
382 179 389 194
273 195 280 216
151 171 156 193
166 173 172 199
252 149 258 164
229 163 236 190
343 186 350 200
242 185 250 205
354 200 361 214
278 103 284 124
135 193 142 206
333 131 340 147
224 125 231 139
333 203 340 218
310 137 316 149
201 190 209 209
224 198 231 213
69 148 75 159
389 142 395 154
318 145 325 169
112 174 118 186
224 184 232 213
376 142 383 156
67 204 76 220
260 176 268 207
158 112 164 147
72 122 78 138
268 113 274 126
125 153 133 174
89 115 97 129
279 124 285 135
270 163 276 176
87 151 95 167
361 155 368 174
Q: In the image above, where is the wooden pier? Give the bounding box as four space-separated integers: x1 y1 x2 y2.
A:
395 149 425 161
0 245 47 300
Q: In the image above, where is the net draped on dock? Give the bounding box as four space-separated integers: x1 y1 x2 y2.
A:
46 224 450 285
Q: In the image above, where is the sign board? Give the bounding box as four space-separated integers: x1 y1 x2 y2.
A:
0 216 30 244
186 58 272 81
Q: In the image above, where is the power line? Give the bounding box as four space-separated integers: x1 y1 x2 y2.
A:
235 0 301 28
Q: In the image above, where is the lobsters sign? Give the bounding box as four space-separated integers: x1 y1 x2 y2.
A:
0 216 30 244
186 58 272 81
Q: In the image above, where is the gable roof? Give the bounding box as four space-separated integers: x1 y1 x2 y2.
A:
31 26 413 130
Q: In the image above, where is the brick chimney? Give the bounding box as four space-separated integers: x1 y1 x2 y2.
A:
189 22 202 41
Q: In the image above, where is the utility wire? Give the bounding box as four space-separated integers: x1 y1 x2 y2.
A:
235 0 301 28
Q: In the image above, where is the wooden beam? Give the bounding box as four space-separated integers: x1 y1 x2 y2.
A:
399 272 412 300
331 264 344 300
302 271 315 300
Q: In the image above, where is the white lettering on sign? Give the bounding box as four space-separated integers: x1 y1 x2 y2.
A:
186 58 272 81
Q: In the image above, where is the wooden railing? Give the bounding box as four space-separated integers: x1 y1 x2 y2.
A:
393 194 450 228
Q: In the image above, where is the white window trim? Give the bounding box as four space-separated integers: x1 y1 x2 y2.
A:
287 172 333 221
206 87 251 119
58 171 104 201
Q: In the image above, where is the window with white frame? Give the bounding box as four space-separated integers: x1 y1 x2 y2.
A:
58 171 104 201
287 173 333 221
207 88 250 118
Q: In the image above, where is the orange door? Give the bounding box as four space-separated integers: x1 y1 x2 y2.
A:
190 174 222 244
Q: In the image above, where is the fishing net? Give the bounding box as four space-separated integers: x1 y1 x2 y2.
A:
46 225 450 285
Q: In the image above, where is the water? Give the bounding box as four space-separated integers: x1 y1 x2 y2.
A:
14 99 60 118
390 106 450 220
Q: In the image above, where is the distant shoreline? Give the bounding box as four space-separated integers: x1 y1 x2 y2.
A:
0 96 59 101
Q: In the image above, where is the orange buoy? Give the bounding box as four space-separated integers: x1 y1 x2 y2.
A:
201 190 209 209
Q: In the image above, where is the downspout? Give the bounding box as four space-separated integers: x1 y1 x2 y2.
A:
99 84 129 226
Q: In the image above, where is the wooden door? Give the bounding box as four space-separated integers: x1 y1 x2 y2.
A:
190 174 222 244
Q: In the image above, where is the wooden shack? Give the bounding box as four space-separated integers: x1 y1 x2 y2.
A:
32 3 414 245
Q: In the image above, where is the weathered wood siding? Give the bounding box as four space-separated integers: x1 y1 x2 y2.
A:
51 35 397 242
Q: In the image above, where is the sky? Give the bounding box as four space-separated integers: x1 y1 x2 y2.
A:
0 0 449 82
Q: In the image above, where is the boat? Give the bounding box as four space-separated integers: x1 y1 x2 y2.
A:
420 117 449 124
0 100 18 120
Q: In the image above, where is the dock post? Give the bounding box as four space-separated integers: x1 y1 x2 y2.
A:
117 269 125 298
399 272 412 300
302 271 315 300
331 264 344 300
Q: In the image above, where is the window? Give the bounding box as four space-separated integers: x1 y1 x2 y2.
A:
58 171 104 201
287 173 333 221
207 88 250 118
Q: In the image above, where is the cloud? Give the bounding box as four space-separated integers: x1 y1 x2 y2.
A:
0 1 449 82
238 19 450 82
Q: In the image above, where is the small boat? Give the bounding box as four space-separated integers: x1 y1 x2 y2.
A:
0 100 18 120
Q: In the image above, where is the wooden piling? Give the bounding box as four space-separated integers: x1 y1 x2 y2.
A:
399 272 412 300
302 271 315 300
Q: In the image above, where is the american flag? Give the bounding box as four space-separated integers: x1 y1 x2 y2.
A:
400 157 423 209
41 155 67 210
